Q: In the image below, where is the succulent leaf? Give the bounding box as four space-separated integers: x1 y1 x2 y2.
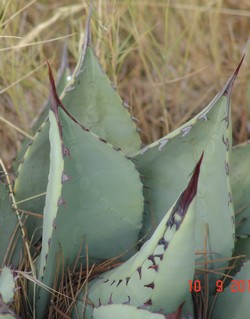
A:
132 58 244 289
75 156 202 317
0 181 22 268
60 9 141 156
210 261 250 319
231 141 250 236
35 64 67 317
37 67 65 280
36 65 144 318
13 46 70 246
13 122 50 245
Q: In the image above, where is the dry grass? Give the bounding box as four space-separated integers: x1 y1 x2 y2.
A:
0 0 250 166
0 0 250 318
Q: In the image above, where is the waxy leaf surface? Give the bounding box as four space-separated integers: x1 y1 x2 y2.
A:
75 156 202 317
14 14 141 244
36 67 143 318
132 61 244 288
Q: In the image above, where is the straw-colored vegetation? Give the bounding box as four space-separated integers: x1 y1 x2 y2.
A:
0 1 250 318
0 0 250 167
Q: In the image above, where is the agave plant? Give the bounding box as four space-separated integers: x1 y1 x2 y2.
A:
0 8 250 319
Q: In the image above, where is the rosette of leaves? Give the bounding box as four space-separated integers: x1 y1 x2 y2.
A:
0 6 249 319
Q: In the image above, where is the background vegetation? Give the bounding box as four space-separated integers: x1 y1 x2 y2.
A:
0 0 250 167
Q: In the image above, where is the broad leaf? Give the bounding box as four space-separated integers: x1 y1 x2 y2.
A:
132 59 244 290
36 66 143 318
75 156 202 317
14 12 141 244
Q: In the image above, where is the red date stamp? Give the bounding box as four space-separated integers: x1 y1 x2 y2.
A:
189 280 250 293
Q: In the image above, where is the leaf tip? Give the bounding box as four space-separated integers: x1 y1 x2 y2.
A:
47 60 60 114
222 54 245 96
179 152 204 213
83 3 93 49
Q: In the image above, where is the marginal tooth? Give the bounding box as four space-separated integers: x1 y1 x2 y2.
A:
125 277 130 285
157 237 168 250
148 264 158 272
140 146 149 155
222 135 229 151
231 215 235 225
52 219 57 230
137 266 142 279
144 299 152 306
65 84 75 93
131 115 140 123
81 125 89 132
122 296 131 305
58 197 66 207
225 161 229 175
222 116 229 128
62 145 70 158
144 282 155 289
198 113 208 121
108 293 113 304
158 139 169 151
61 173 71 183
27 140 33 147
228 192 232 205
123 101 130 109
98 137 107 143
148 255 156 265
181 125 192 137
